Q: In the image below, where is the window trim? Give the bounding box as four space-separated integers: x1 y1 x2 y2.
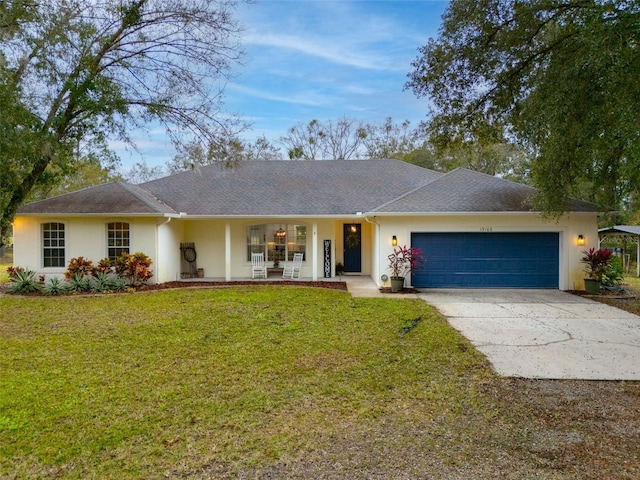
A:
106 221 131 262
246 223 307 263
42 222 66 268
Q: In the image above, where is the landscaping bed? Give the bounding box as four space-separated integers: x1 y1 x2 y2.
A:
139 280 349 292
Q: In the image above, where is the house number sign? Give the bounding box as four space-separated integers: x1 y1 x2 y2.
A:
323 240 332 278
480 227 493 232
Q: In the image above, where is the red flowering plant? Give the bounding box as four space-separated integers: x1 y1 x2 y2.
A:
581 248 612 282
6 266 24 279
387 245 423 279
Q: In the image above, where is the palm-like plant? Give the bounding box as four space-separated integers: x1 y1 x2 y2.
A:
387 245 423 278
581 248 612 282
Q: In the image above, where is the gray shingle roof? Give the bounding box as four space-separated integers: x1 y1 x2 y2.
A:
17 181 176 215
373 168 599 213
17 160 600 216
140 159 443 216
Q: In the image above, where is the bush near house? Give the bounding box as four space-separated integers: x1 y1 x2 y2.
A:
603 256 624 286
64 257 96 279
4 253 153 295
114 252 153 286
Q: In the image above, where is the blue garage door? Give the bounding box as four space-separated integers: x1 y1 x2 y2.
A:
411 232 559 288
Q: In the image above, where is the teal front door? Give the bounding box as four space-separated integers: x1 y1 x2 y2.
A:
343 224 361 273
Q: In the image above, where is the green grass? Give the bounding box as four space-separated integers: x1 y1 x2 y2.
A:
3 285 639 478
624 273 640 292
0 286 497 478
0 262 10 283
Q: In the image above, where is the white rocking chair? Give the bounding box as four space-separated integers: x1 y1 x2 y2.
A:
251 253 268 279
287 253 303 279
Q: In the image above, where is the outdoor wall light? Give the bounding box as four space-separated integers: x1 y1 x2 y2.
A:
577 234 586 246
392 235 398 246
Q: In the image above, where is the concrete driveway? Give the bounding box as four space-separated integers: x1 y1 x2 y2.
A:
418 289 640 380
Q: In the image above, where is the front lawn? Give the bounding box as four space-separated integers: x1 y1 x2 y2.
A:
0 262 10 283
1 286 638 479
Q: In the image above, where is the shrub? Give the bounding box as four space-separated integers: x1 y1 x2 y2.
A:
89 272 126 293
387 245 423 278
65 257 96 280
42 277 70 296
109 275 128 292
6 266 24 280
581 248 612 282
603 255 624 286
68 273 92 292
7 269 41 294
115 252 153 286
96 258 113 274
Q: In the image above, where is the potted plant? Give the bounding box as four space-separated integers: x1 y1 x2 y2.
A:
335 262 344 277
581 247 612 294
387 245 423 292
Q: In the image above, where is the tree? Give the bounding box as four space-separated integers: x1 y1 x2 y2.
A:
280 118 366 160
245 135 284 162
280 119 328 160
406 0 640 215
323 117 367 160
0 0 245 245
362 117 425 160
30 151 123 199
123 161 166 185
426 116 531 181
166 135 283 173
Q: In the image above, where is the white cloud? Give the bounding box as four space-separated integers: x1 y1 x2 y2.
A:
229 83 336 107
112 1 447 170
244 33 397 71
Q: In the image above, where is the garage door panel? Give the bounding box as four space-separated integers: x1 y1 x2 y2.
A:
411 232 559 288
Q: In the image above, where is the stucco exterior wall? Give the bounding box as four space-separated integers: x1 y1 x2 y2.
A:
373 213 598 290
179 218 347 280
13 211 597 289
156 217 184 283
13 216 159 281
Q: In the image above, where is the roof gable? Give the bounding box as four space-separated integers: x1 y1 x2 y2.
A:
373 168 599 213
17 181 176 215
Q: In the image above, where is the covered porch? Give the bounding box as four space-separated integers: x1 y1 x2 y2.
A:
156 216 378 284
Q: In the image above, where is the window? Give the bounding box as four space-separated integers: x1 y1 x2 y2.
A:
107 222 130 261
246 224 306 262
247 225 266 260
42 222 65 267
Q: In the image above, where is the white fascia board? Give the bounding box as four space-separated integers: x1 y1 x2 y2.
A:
18 212 166 218
363 211 596 217
169 214 363 219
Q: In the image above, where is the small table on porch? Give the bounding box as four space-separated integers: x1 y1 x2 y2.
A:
267 267 284 278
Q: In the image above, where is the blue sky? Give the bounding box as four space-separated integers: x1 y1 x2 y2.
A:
120 0 448 169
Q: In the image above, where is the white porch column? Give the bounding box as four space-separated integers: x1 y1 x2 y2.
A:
372 220 380 286
225 222 231 281
312 222 318 281
637 240 640 277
